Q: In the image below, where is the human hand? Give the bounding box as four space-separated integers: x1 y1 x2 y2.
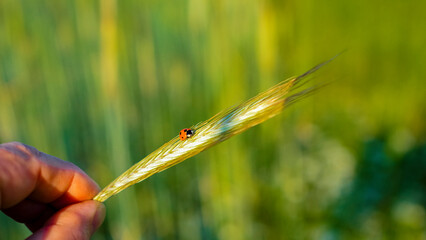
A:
0 142 105 240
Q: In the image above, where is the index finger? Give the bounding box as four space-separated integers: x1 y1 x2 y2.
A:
0 142 100 209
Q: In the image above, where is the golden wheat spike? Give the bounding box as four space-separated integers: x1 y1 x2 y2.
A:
93 58 334 202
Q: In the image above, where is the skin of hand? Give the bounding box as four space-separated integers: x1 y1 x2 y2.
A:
0 142 106 240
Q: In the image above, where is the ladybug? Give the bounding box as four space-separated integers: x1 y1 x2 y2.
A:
179 128 194 141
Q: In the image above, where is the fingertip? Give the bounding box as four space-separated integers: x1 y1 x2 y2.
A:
27 200 106 240
72 200 106 234
90 200 106 231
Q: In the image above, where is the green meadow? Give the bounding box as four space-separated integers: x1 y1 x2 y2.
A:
0 0 424 239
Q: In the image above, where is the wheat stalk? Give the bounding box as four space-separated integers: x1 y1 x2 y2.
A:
93 58 334 202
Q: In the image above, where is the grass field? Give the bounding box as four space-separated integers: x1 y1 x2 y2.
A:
0 0 425 239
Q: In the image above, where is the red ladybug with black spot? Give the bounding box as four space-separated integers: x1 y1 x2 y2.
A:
179 128 194 141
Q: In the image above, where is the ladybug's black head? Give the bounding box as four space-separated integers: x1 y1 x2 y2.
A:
186 129 194 137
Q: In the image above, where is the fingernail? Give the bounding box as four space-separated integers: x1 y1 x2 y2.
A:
92 202 106 231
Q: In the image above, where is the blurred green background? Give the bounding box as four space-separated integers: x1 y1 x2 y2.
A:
1 0 425 239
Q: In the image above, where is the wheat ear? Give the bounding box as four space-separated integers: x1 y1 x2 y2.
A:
93 58 333 202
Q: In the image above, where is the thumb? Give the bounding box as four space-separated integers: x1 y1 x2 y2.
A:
28 200 106 240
